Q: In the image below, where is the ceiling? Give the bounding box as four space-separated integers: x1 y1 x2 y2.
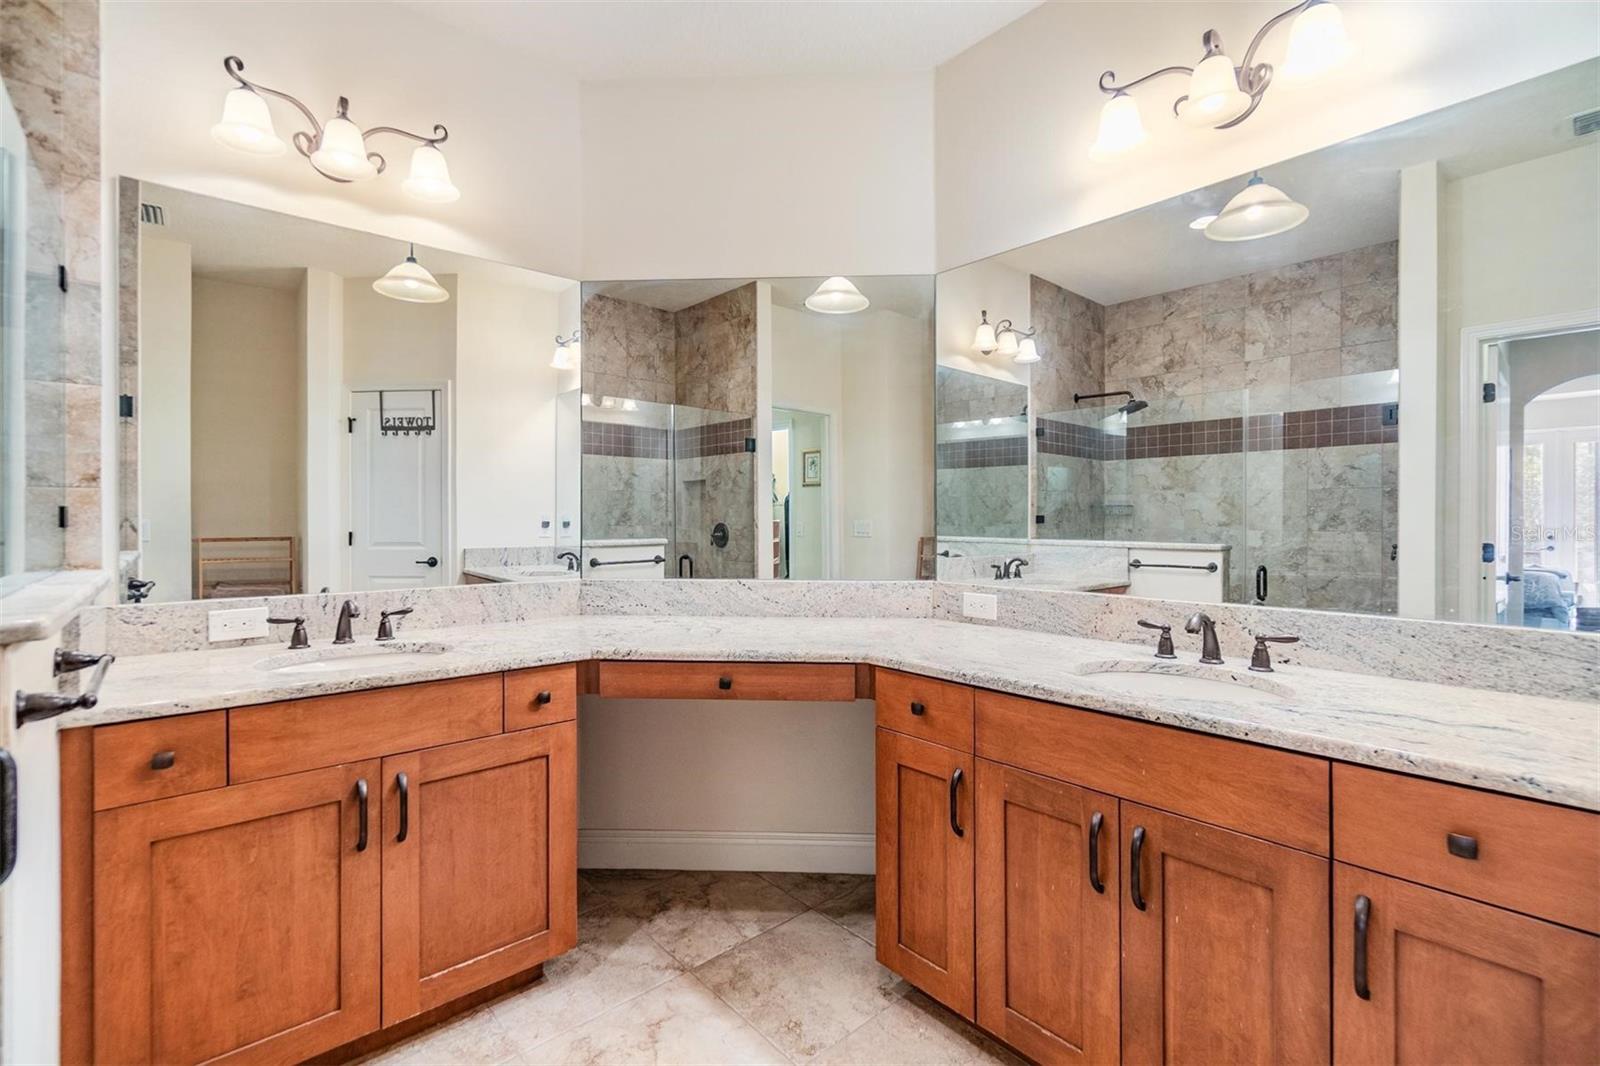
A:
586 275 934 319
140 183 576 292
399 0 1042 82
997 59 1600 306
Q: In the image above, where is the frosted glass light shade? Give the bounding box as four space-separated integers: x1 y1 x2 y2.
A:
1204 174 1309 242
310 115 377 181
1178 53 1251 127
551 339 578 370
1013 336 1041 364
1283 2 1352 79
996 328 1020 358
373 252 450 303
211 88 286 156
973 312 998 354
401 145 460 203
1088 93 1147 161
805 276 869 314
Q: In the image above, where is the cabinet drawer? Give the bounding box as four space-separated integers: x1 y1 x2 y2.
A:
505 664 579 730
595 661 856 701
874 669 973 752
1334 763 1600 933
92 712 227 811
229 675 503 782
976 690 1329 854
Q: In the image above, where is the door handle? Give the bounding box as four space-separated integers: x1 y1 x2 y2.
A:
948 767 964 837
1130 826 1147 910
0 750 17 885
415 556 439 568
355 778 369 852
1353 894 1372 1000
1088 811 1105 894
396 771 410 843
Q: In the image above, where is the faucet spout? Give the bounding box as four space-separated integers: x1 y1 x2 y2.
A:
334 600 361 645
1184 611 1224 665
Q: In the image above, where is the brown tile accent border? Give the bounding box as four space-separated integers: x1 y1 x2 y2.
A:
937 436 1029 469
582 421 669 459
675 416 753 459
1038 403 1396 462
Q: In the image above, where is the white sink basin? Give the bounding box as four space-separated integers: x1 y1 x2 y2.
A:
256 641 451 675
1075 660 1291 704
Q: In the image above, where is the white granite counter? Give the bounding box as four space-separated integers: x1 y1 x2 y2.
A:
462 566 580 583
73 614 1598 811
0 569 109 644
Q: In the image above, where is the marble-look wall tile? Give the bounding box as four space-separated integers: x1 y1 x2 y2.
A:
675 283 757 416
581 293 677 405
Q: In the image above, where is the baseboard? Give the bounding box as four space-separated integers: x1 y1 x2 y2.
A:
578 829 875 874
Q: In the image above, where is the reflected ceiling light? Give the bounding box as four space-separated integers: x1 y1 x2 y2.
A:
805 276 870 314
552 332 580 370
1189 213 1219 230
213 56 459 203
621 399 639 412
599 396 617 410
373 243 450 303
1093 1 1351 150
1204 172 1309 241
580 393 593 406
973 310 998 354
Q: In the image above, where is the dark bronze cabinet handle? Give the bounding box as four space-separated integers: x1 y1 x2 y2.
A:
355 778 369 852
909 701 926 716
1446 832 1479 860
949 767 965 837
718 676 733 690
150 750 176 771
1353 894 1372 1000
1088 811 1105 893
1130 826 1147 910
535 690 553 706
396 772 410 843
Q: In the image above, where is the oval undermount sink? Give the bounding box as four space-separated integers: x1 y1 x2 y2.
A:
1074 660 1291 704
256 641 451 675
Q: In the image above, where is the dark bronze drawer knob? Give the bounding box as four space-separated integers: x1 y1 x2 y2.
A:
718 676 733 690
535 690 552 706
1446 832 1479 860
150 750 176 771
910 701 926 716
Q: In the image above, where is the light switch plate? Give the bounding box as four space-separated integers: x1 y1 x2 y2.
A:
852 520 873 538
963 592 998 620
208 606 269 642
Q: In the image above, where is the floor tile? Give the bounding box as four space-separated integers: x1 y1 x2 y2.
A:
523 973 789 1066
756 871 870 909
813 989 1025 1066
360 1005 523 1066
813 877 875 945
696 911 906 1062
491 905 683 1052
638 871 807 967
578 868 681 917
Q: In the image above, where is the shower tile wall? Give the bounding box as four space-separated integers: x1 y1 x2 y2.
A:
935 368 1029 538
672 413 755 579
1031 276 1110 539
674 284 756 413
580 416 672 542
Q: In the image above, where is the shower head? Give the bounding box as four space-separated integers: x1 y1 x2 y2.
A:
1120 397 1149 416
1073 390 1147 417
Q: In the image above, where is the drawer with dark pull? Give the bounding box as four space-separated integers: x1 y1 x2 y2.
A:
874 669 974 751
504 663 579 730
596 661 856 701
92 711 227 810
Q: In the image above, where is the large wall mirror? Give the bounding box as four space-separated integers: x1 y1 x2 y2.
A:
118 182 581 603
579 276 934 580
936 60 1599 629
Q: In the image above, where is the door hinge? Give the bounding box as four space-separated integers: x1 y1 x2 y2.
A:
1482 382 1496 403
58 505 68 529
119 393 135 418
348 531 354 547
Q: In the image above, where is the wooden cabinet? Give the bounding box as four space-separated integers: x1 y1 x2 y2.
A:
1333 864 1599 1065
875 727 975 1019
381 724 578 1024
974 760 1119 1064
1120 803 1330 1065
93 761 381 1065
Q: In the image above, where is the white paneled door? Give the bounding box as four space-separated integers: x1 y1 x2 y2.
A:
350 389 446 590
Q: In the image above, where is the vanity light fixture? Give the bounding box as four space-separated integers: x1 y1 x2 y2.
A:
212 56 460 203
1203 171 1308 241
551 332 580 370
1090 0 1352 158
805 276 870 314
372 243 450 304
973 310 998 354
977 313 1042 364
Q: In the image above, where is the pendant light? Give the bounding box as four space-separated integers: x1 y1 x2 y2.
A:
373 243 449 303
211 87 286 156
1088 91 1147 161
1282 0 1352 79
805 276 869 314
401 144 460 203
1204 172 1308 242
973 310 998 355
551 332 580 370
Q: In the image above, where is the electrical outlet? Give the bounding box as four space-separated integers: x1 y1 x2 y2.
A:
852 520 873 538
963 592 998 620
208 606 269 642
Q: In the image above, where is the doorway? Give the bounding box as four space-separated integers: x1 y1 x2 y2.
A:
772 408 829 580
348 388 448 590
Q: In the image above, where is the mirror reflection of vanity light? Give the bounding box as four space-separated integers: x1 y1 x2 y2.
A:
552 332 580 369
1203 172 1309 242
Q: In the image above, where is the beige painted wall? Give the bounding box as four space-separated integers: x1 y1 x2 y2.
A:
342 275 458 387
138 237 193 602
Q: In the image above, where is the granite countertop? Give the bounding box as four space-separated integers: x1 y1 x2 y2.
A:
74 615 1598 811
0 569 110 645
461 566 580 583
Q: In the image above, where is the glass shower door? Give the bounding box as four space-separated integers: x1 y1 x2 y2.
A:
670 403 755 579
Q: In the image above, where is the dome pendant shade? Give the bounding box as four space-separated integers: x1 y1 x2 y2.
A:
402 144 460 203
310 115 377 181
1178 53 1251 127
373 246 450 303
1204 174 1309 242
805 276 869 314
211 87 286 156
1089 92 1147 161
1283 1 1352 79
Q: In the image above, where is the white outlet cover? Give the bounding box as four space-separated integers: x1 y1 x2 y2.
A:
962 592 998 620
208 606 270 642
852 520 873 538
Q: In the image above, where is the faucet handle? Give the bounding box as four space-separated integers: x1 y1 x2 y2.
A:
376 607 414 642
1249 634 1300 673
267 616 310 650
1136 620 1177 659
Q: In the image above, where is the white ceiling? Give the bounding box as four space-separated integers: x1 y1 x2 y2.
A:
997 59 1600 306
586 275 934 319
140 183 576 292
399 0 1042 81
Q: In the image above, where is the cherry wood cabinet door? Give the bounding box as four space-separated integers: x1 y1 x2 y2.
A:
975 760 1120 1064
381 722 578 1024
1121 803 1329 1065
93 761 381 1066
875 727 975 1019
1333 864 1599 1065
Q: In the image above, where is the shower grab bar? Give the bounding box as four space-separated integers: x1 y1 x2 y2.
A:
1129 559 1218 573
589 555 666 568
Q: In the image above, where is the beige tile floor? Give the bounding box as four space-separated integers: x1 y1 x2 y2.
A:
358 870 1022 1066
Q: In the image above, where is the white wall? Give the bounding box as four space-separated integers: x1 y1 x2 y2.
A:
138 237 192 601
934 1 1600 270
580 73 935 279
934 257 1032 384
342 275 458 386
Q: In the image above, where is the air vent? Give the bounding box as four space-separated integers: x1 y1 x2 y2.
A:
1574 109 1600 138
139 202 165 225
